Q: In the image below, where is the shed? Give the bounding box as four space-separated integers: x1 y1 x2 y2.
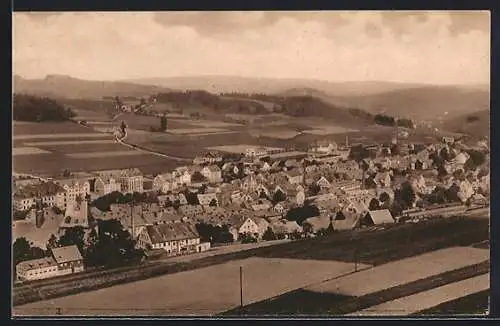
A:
361 209 395 226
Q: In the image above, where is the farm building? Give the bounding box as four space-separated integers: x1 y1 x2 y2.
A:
360 209 395 226
136 222 210 255
16 244 85 282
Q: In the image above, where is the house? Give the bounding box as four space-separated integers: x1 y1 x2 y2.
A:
454 152 470 165
360 209 395 227
153 173 178 193
229 216 261 240
55 178 91 208
13 182 66 211
310 140 337 154
197 193 219 207
315 176 332 189
251 200 272 212
60 200 90 230
245 146 269 158
374 172 392 188
201 165 223 184
173 166 192 185
270 219 303 237
333 210 361 231
16 245 85 281
260 162 271 172
136 222 210 255
119 168 144 193
442 136 455 144
303 215 331 234
93 174 122 196
193 152 223 165
286 169 304 185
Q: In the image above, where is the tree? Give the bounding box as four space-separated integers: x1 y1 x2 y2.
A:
272 189 286 204
120 120 127 134
464 150 486 170
396 182 416 209
13 237 32 266
240 232 258 244
369 198 381 211
160 115 167 131
262 227 277 241
63 169 71 178
58 226 87 253
192 171 207 183
184 190 199 205
86 219 143 268
209 198 218 207
46 234 58 251
308 183 321 196
13 94 76 122
286 204 320 225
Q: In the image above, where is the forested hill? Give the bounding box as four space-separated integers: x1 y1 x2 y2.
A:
13 94 76 122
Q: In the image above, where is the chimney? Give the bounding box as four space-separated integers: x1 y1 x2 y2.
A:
345 135 349 148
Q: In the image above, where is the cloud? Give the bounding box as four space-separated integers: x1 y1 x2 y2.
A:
12 11 490 85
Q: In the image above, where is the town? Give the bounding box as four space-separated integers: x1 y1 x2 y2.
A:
13 133 490 281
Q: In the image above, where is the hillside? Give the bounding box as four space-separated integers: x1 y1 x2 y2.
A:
326 86 489 121
441 110 490 139
125 76 429 97
13 75 171 100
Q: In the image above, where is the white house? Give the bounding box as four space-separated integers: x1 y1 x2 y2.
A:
201 165 223 183
13 182 66 211
136 222 210 255
56 178 91 208
16 245 85 281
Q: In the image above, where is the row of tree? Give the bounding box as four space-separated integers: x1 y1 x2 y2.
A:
91 191 159 212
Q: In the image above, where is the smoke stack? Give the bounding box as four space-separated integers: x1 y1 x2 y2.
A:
345 135 349 148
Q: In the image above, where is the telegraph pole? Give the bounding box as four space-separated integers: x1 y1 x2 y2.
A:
239 266 244 311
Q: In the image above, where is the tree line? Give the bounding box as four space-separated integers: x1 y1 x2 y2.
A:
13 94 76 122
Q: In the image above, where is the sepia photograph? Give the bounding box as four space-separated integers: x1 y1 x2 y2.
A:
11 10 490 317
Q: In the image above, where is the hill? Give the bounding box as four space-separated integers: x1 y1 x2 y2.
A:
13 94 76 122
326 86 489 121
441 110 490 139
13 75 171 100
125 76 428 97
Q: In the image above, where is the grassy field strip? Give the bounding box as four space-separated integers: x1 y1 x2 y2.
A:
12 147 51 155
206 145 284 153
346 273 490 316
14 258 367 316
188 131 240 137
14 133 113 140
24 140 116 146
307 247 489 296
221 255 489 316
168 128 229 134
66 151 148 158
413 290 489 315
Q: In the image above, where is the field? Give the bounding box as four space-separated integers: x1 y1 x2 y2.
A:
12 216 489 314
12 121 184 176
168 128 230 135
14 258 366 316
12 147 51 156
415 290 489 315
303 126 360 135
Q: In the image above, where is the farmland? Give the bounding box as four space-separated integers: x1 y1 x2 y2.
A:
12 121 184 176
12 216 489 313
14 258 366 316
12 147 51 156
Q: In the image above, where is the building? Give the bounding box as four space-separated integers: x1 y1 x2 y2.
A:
173 167 192 185
55 178 91 208
119 168 144 193
13 182 66 211
193 152 223 165
197 193 219 207
136 222 210 255
93 175 122 196
201 165 223 183
310 140 338 154
16 245 84 281
442 136 455 144
153 173 178 193
360 209 395 226
229 216 261 240
286 169 304 185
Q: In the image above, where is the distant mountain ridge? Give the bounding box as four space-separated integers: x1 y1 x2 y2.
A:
13 75 172 99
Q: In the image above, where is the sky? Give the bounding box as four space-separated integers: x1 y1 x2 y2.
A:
13 11 490 85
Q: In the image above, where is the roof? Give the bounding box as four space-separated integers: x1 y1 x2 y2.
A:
14 181 66 199
205 165 221 172
286 169 303 178
145 222 199 244
366 209 394 225
51 245 83 264
16 257 57 271
304 215 331 231
55 178 90 187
